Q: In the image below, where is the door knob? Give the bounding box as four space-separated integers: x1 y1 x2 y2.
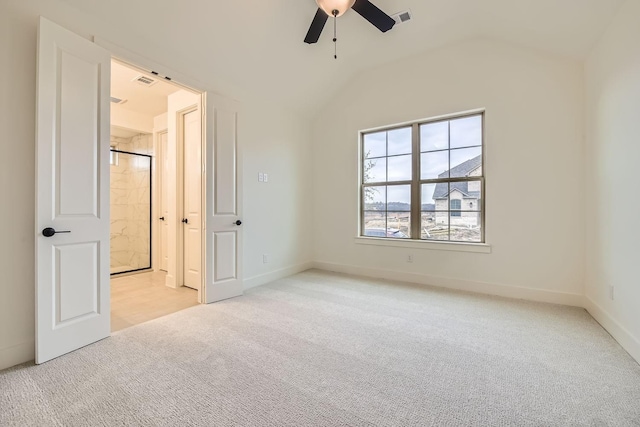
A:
159 216 165 221
182 218 189 224
234 220 242 226
42 227 71 237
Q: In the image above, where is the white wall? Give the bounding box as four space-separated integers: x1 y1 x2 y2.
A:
241 102 314 287
0 1 37 370
0 0 312 370
111 108 154 134
584 0 640 363
312 38 585 304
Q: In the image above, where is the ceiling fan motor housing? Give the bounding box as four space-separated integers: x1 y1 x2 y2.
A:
316 0 356 17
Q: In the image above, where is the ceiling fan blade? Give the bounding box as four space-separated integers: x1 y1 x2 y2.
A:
351 0 395 33
304 8 329 44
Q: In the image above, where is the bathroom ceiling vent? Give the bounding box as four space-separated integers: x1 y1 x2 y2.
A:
110 96 127 105
391 10 412 25
132 74 158 87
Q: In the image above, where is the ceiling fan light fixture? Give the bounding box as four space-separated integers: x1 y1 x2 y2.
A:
316 0 356 17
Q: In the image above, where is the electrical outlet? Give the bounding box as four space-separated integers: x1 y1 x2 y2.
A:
258 172 264 182
263 254 269 264
609 285 615 300
407 254 413 263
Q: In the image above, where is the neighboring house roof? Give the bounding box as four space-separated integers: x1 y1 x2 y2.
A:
433 155 482 199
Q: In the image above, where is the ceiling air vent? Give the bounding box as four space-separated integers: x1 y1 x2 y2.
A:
392 10 412 25
132 74 158 87
110 96 127 105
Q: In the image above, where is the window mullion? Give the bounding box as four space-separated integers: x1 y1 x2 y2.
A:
420 177 482 185
448 122 451 240
411 123 421 239
385 132 389 233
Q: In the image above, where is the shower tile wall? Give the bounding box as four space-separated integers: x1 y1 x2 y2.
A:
110 134 153 274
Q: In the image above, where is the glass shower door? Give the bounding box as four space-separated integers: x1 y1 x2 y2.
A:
110 149 152 275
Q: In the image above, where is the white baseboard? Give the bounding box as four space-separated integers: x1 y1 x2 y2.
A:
0 340 34 371
243 262 314 290
312 261 586 307
584 297 640 365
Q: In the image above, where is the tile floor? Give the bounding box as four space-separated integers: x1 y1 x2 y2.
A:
110 271 199 332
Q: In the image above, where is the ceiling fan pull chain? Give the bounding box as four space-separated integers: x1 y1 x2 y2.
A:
333 9 338 59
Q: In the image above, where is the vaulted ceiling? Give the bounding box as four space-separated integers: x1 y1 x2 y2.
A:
59 0 624 115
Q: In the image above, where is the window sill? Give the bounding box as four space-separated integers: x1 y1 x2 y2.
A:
354 236 492 253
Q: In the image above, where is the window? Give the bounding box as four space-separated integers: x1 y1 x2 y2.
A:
361 112 484 243
450 199 461 216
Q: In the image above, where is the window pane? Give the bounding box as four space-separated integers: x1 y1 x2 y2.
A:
422 212 449 241
432 182 450 212
449 212 482 242
387 185 411 211
421 183 437 212
420 121 448 152
450 147 482 178
387 212 410 238
422 182 447 241
364 132 386 158
388 127 412 156
363 211 386 236
363 157 386 183
450 115 482 149
421 151 449 179
363 185 386 209
388 155 412 182
448 180 482 211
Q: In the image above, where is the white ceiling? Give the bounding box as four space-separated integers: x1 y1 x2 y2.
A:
60 0 624 115
111 61 180 117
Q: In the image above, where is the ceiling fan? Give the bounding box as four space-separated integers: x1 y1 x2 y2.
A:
304 0 396 45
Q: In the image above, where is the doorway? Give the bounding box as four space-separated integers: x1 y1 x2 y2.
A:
109 59 202 331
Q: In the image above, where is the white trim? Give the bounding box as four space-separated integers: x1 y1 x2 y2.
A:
153 128 168 273
243 262 314 291
584 297 640 365
354 237 492 253
0 340 35 371
312 261 585 307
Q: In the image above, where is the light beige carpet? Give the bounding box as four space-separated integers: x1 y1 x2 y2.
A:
2 269 640 426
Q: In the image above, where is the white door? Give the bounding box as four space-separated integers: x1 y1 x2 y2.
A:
182 110 202 289
166 90 199 290
158 131 169 272
35 17 111 364
204 93 243 303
